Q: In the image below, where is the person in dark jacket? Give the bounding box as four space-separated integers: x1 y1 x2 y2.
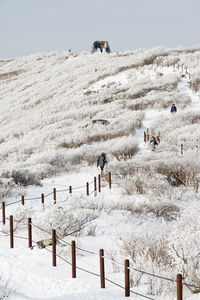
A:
171 104 177 113
150 136 158 151
97 153 107 171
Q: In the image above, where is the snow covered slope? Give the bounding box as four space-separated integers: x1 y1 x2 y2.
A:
1 47 200 300
0 46 199 188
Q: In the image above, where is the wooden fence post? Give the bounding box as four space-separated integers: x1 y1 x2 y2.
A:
41 193 44 205
53 188 56 204
2 201 5 225
144 131 146 143
157 136 161 144
181 144 183 155
94 176 97 196
10 215 14 249
69 186 72 194
108 172 112 189
125 259 130 297
72 240 76 278
147 128 149 141
86 182 89 196
177 274 183 300
21 195 24 206
28 217 32 248
52 229 56 267
98 174 101 193
99 249 105 288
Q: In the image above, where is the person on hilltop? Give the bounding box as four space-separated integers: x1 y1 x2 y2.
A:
150 136 158 151
97 153 107 172
170 104 177 113
100 44 103 53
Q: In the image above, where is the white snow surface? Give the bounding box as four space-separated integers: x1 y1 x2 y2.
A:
0 48 200 299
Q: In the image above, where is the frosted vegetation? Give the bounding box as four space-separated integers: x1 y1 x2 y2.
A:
1 46 200 298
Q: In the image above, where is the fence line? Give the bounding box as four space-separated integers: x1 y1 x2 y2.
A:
56 188 69 193
0 166 199 292
0 216 157 300
0 172 111 212
1 215 200 296
0 186 198 291
183 282 200 290
127 266 175 283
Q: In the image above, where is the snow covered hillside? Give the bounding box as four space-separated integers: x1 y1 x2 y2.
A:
1 46 200 299
0 46 199 195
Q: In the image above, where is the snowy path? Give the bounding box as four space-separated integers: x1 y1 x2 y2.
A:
133 65 199 153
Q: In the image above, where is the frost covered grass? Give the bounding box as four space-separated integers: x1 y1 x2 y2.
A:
33 202 97 239
127 91 191 111
119 201 200 295
0 45 199 192
110 149 200 192
1 46 200 299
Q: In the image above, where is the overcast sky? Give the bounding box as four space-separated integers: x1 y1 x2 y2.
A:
0 0 200 59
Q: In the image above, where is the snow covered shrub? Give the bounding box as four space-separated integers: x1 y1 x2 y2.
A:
34 149 84 176
192 71 200 87
34 202 97 238
108 160 141 180
83 224 98 236
0 70 22 80
119 201 200 295
110 137 139 161
76 136 139 167
121 171 170 197
121 198 179 221
150 110 200 147
127 91 191 111
167 202 200 293
10 170 41 187
119 228 174 295
48 154 66 168
154 151 200 190
2 204 32 233
0 177 15 198
125 73 179 101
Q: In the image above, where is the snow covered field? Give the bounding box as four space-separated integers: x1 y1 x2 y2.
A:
1 47 200 299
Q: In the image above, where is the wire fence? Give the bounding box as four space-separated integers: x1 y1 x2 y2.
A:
0 173 110 211
0 168 200 295
1 214 200 300
0 215 157 300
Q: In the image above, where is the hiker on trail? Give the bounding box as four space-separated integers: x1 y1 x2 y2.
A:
97 153 107 171
150 136 158 151
171 104 177 113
